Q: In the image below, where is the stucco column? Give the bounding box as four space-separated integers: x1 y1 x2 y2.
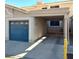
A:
64 13 69 59
64 13 68 39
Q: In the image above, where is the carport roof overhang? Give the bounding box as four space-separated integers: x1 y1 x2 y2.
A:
26 8 69 17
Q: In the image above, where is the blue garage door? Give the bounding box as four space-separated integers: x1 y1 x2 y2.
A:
9 21 29 42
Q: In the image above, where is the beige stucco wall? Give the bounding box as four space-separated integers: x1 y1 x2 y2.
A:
5 5 37 42
5 7 13 18
22 1 73 17
5 6 29 40
5 6 27 18
13 9 27 18
22 1 72 11
5 6 47 42
5 16 41 43
5 17 47 42
34 18 47 39
29 17 47 42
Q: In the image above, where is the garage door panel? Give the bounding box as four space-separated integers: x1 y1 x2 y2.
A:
10 21 28 42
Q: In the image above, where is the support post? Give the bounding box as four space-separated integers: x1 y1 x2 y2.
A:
67 16 70 45
64 13 69 59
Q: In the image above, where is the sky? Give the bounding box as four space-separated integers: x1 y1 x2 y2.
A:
5 0 65 7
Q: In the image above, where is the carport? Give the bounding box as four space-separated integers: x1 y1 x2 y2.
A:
25 8 70 59
35 16 64 36
26 8 69 41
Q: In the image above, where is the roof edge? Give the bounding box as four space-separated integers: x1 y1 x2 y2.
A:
5 4 28 14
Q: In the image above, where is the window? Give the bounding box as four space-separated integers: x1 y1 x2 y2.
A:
48 21 60 27
42 7 47 9
50 6 59 8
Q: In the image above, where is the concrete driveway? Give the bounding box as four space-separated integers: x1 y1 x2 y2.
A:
21 36 73 59
21 36 64 59
5 40 30 57
5 36 73 59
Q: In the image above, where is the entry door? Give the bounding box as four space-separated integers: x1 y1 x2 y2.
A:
9 21 29 42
